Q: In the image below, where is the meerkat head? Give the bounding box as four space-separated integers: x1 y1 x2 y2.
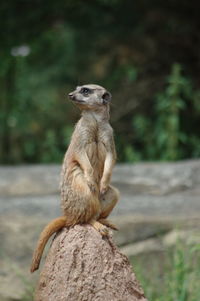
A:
68 84 112 110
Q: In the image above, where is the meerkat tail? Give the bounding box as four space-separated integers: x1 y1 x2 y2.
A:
30 216 67 273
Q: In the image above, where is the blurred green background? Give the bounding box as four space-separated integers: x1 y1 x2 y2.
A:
1 0 200 164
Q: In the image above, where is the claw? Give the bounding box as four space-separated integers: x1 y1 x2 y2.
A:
99 225 109 236
89 220 109 237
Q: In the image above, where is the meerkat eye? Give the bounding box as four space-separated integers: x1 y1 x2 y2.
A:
80 87 91 95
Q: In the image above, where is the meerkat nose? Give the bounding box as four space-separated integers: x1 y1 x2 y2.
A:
68 93 74 99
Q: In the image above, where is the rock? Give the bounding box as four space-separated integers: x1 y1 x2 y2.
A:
0 214 50 301
120 238 164 257
0 165 60 196
0 258 35 301
1 161 200 220
120 228 200 258
1 160 200 197
0 213 199 300
35 225 148 301
113 189 200 217
112 215 200 246
112 215 172 246
1 189 200 223
113 160 200 195
1 160 200 300
163 229 200 247
0 194 60 217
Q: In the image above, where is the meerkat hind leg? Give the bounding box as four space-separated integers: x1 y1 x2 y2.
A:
98 185 119 230
100 185 119 218
89 219 109 236
98 218 118 231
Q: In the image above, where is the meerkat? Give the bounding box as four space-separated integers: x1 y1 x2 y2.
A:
30 84 119 273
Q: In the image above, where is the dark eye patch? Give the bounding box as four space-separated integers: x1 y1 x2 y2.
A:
80 87 92 95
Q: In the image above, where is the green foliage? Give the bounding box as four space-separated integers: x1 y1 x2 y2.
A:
154 63 187 160
129 64 200 161
0 26 76 163
133 243 200 301
1 1 200 163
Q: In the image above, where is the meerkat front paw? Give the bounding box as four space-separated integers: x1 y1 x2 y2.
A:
86 178 97 193
100 181 108 196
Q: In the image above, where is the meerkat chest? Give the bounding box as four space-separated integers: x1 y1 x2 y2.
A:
85 125 107 155
97 123 113 145
83 123 108 167
79 117 112 158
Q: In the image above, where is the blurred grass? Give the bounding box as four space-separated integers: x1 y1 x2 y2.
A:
132 242 200 301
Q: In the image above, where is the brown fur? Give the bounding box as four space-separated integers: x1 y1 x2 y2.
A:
30 84 119 273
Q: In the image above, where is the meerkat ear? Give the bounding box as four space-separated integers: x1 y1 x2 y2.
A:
102 91 112 104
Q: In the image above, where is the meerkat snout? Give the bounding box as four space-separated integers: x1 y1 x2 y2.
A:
68 92 75 101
